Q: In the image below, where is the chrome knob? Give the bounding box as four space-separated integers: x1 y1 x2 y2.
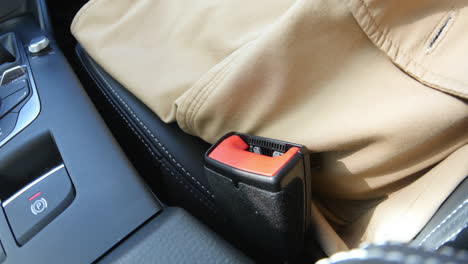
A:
28 36 50 54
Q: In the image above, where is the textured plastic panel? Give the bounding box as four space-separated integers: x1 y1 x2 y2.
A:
99 208 253 264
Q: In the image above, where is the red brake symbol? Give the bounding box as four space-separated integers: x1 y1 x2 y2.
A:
28 192 42 201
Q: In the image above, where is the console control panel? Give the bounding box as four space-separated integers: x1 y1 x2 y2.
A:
0 78 29 118
0 33 41 148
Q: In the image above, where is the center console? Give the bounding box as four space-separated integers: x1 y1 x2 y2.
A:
0 1 250 263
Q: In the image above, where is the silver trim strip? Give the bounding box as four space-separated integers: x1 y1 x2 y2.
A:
2 164 65 207
0 65 26 85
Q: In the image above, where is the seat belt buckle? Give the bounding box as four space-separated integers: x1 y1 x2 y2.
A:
204 132 312 259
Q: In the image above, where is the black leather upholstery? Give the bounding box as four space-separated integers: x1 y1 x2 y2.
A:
75 44 467 258
412 178 467 250
75 46 217 226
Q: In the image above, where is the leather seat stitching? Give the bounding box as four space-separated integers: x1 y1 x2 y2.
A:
94 76 217 211
159 159 217 211
89 57 215 199
438 225 467 249
418 199 467 246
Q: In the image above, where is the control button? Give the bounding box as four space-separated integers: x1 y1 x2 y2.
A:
2 165 75 245
0 66 26 86
0 87 29 118
0 241 5 263
0 113 18 143
28 36 50 55
0 79 27 99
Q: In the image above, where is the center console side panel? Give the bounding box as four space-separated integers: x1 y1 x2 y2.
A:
0 17 161 264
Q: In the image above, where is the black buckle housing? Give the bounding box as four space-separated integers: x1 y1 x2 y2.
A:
204 132 312 260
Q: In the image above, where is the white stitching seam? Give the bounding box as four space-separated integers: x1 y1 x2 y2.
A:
94 76 216 211
89 60 214 199
437 225 467 250
418 199 467 246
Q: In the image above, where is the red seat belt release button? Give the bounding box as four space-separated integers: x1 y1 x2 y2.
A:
208 135 299 177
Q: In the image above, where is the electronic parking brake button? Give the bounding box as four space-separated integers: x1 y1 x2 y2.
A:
2 165 75 245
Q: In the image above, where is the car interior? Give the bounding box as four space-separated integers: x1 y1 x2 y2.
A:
0 0 466 263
